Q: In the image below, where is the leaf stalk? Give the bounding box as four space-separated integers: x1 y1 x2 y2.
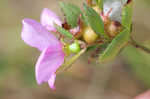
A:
130 37 150 54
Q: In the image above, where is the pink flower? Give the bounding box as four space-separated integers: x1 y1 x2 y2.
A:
134 90 150 99
41 8 62 31
21 8 65 90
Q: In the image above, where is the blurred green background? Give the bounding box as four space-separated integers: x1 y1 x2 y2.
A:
0 0 150 99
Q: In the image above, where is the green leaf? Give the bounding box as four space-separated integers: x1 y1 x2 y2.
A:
99 29 130 63
81 13 89 26
122 1 133 30
59 2 82 28
94 0 103 10
97 0 103 11
55 25 73 39
83 4 108 39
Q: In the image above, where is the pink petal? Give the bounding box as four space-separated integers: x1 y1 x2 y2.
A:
48 74 56 90
41 8 62 31
35 46 65 86
21 18 61 51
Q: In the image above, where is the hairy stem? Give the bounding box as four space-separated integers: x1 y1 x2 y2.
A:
130 37 150 54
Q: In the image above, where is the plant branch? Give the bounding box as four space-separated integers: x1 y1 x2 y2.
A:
130 37 150 54
56 48 87 74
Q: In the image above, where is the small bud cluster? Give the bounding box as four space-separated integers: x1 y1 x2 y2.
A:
60 0 126 59
21 0 133 90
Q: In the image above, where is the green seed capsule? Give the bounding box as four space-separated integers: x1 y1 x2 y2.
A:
83 26 98 44
69 41 81 53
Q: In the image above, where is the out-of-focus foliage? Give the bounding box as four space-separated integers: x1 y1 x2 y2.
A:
0 55 9 77
123 44 150 87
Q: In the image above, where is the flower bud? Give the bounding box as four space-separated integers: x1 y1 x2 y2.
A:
107 21 122 37
69 41 81 53
83 26 98 44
